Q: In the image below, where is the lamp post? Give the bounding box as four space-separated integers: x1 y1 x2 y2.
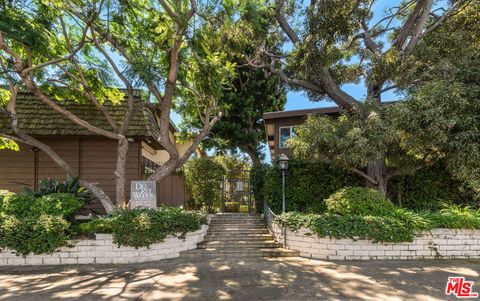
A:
278 154 289 213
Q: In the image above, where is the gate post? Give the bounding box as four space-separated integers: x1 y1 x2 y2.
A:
221 175 225 212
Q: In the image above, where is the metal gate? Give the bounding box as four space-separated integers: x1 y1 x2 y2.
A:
221 169 254 213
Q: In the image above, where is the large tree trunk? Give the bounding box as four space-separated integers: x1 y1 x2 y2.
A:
366 159 388 196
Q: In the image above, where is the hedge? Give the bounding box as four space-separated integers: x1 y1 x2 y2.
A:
263 160 362 213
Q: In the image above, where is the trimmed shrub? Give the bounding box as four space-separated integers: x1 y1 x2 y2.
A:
1 214 70 255
0 191 83 255
31 193 83 219
109 207 207 248
325 187 396 216
264 160 362 213
0 194 36 216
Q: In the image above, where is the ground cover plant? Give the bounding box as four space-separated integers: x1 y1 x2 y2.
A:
275 187 480 243
77 207 207 249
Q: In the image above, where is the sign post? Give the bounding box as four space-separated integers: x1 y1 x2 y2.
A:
130 181 157 209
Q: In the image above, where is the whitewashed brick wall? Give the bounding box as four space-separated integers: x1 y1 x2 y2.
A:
267 219 480 260
0 224 209 266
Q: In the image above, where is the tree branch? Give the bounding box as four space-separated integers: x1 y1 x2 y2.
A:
275 0 300 44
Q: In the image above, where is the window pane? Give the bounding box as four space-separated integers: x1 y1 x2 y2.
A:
292 126 298 137
280 127 291 148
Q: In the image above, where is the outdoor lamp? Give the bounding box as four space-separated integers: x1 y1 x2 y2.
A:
278 154 289 213
278 154 289 171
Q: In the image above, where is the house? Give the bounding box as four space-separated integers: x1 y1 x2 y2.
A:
263 106 342 159
0 90 198 213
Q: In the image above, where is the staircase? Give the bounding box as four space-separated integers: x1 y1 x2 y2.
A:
180 213 299 258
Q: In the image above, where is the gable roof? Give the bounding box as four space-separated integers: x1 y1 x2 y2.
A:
0 90 163 140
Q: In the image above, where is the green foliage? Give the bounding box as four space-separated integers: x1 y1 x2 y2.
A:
325 187 396 216
250 165 267 213
0 192 82 219
263 160 362 213
276 202 480 243
0 189 83 255
0 194 36 216
184 157 225 213
0 137 18 151
31 193 83 220
26 176 94 205
76 218 114 236
388 163 476 211
224 202 240 213
177 1 285 162
108 207 207 249
239 205 249 213
396 3 480 196
0 213 69 255
420 206 480 229
290 104 421 180
276 211 421 243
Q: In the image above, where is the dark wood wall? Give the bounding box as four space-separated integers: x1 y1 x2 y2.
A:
0 137 187 212
270 116 306 158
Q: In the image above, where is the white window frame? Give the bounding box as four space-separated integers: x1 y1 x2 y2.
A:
279 126 297 149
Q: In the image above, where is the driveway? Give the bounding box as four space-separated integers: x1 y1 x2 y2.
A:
0 257 478 300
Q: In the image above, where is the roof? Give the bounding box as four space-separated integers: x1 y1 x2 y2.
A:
263 106 342 120
0 90 163 140
263 106 342 159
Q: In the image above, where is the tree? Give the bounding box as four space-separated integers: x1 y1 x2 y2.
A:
250 0 472 195
395 1 480 197
175 1 286 166
184 157 225 213
0 0 236 211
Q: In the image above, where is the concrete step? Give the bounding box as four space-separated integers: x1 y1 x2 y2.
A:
180 248 299 258
209 225 265 229
204 235 275 241
209 220 265 224
211 218 263 223
198 241 282 249
208 229 270 234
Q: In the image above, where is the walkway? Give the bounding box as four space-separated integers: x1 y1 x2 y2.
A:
0 257 478 300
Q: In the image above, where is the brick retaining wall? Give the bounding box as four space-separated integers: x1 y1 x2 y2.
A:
265 212 480 260
0 224 209 266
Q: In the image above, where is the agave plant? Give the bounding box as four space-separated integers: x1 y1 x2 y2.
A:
25 176 94 204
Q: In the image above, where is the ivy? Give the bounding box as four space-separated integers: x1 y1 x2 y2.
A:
77 207 208 249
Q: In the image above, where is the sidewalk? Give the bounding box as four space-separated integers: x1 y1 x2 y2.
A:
1 257 478 300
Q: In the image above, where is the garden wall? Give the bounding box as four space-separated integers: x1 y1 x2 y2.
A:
0 225 208 266
265 211 480 260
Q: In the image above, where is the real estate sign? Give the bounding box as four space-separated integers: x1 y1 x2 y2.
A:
130 181 157 208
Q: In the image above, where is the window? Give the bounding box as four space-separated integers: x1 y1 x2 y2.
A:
279 126 297 149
